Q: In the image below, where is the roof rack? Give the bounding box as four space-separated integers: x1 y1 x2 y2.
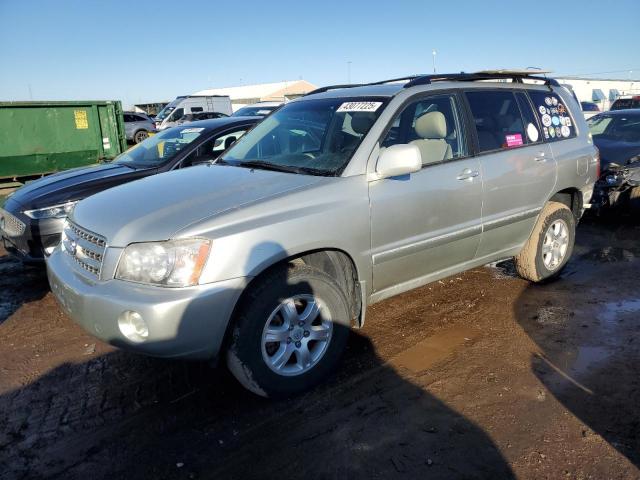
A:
305 71 560 96
404 72 560 88
304 75 424 96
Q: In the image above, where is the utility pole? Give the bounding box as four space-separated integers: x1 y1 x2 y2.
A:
432 50 437 74
27 84 33 100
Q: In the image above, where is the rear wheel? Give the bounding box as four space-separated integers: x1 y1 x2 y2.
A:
226 264 351 398
514 201 575 282
133 130 148 144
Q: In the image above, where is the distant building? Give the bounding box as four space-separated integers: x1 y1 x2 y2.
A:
557 77 640 110
192 80 317 111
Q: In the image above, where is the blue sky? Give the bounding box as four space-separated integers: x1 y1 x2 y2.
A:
1 0 639 108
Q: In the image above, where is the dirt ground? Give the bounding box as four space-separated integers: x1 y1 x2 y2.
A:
0 214 639 480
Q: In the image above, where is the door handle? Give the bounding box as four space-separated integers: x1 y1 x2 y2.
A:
457 168 479 181
534 152 547 162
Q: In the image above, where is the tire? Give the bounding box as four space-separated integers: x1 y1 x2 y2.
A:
133 130 148 144
629 186 640 214
514 201 576 282
226 264 351 398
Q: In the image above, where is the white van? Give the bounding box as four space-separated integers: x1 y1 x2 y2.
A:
155 95 233 130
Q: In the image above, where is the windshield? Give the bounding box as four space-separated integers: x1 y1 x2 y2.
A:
115 126 208 167
588 114 640 142
233 106 278 117
155 98 183 121
221 97 386 176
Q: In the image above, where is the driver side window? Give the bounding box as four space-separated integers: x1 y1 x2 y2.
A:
382 94 467 166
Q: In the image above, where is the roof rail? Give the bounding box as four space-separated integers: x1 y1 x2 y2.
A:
305 72 560 97
304 75 424 96
403 72 560 88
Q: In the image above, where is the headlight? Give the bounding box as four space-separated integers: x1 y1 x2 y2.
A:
115 238 211 287
24 201 78 220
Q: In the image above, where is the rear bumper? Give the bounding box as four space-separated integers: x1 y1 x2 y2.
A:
46 248 249 360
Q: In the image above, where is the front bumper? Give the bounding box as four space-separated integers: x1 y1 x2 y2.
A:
46 248 249 360
0 201 63 262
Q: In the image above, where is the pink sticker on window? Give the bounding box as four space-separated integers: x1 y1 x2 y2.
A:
505 133 523 147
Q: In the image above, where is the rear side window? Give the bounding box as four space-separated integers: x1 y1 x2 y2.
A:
528 91 577 141
465 90 530 153
515 92 542 144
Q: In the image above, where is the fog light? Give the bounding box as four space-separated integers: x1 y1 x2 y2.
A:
118 310 149 343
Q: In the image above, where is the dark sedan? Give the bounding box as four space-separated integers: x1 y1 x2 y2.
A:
587 109 640 211
0 116 259 261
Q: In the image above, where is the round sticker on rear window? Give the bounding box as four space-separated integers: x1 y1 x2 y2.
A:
545 97 553 106
541 114 552 127
527 123 539 142
561 125 571 138
538 105 547 115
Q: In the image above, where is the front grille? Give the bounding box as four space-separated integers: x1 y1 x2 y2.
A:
62 220 106 278
0 208 26 237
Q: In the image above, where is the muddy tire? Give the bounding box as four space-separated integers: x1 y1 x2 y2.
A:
226 264 351 398
514 201 575 282
629 186 640 214
133 130 148 144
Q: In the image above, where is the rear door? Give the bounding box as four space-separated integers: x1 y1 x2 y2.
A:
464 89 556 258
368 93 483 295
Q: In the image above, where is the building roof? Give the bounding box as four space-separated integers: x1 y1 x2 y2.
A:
192 80 317 101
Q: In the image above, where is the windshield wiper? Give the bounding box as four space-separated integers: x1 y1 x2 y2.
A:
232 160 335 176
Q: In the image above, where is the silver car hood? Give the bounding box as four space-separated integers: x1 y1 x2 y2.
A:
71 165 324 247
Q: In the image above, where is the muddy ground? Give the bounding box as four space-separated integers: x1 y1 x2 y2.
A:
0 214 639 480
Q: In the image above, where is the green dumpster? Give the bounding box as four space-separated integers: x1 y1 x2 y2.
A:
0 100 127 182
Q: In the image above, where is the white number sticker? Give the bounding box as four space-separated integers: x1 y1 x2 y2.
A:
336 102 382 113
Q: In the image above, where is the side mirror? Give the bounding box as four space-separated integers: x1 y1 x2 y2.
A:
375 144 422 179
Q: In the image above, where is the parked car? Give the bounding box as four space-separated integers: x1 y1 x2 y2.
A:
0 116 259 261
124 112 157 144
610 96 640 111
46 72 597 398
587 109 640 212
155 95 233 131
232 101 282 117
175 111 229 126
580 101 600 120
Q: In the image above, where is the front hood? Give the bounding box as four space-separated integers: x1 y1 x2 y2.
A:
9 164 151 210
71 165 324 246
594 138 640 170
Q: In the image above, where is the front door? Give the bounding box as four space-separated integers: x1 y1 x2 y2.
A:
369 93 483 297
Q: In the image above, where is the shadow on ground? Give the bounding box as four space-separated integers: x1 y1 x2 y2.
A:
0 247 49 324
515 214 640 469
0 242 514 480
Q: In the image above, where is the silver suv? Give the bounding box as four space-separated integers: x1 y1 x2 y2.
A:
46 72 598 397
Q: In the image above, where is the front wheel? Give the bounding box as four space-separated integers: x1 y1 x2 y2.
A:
226 264 351 398
514 201 576 282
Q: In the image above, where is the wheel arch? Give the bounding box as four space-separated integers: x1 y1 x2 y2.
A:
549 187 583 220
216 248 365 363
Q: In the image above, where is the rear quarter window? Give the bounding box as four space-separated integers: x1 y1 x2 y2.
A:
528 91 577 141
